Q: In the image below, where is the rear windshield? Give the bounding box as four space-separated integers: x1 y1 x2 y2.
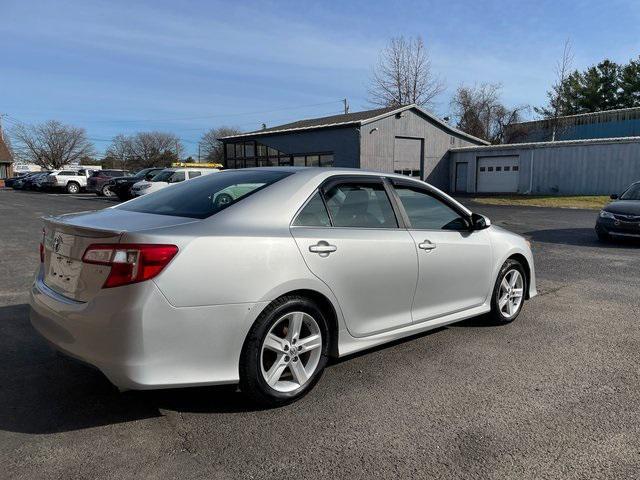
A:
117 170 292 219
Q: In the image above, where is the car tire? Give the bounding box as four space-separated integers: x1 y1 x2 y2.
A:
66 182 80 194
239 295 330 407
487 259 527 325
102 185 114 197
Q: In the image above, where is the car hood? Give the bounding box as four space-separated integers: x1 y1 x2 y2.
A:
603 200 640 215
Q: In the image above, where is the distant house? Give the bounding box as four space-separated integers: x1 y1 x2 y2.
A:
0 134 13 179
506 107 640 143
219 105 488 190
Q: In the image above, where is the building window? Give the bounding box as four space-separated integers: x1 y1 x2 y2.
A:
306 155 320 167
488 167 494 172
504 166 510 171
394 169 421 178
268 147 278 156
513 165 519 171
293 156 305 167
496 166 502 172
320 154 334 167
479 167 486 172
279 156 292 166
235 143 244 158
227 159 237 169
257 144 267 157
244 142 255 158
226 143 235 159
245 158 257 168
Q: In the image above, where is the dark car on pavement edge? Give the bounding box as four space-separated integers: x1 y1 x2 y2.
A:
596 181 640 241
107 167 165 200
87 169 130 196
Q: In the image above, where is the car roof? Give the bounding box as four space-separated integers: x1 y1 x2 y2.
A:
234 166 423 182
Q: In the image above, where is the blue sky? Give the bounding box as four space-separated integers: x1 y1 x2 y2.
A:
2 0 639 156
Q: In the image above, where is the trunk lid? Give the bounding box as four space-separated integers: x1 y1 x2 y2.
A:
42 208 197 302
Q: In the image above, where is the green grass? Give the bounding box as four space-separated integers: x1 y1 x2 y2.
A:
470 195 610 210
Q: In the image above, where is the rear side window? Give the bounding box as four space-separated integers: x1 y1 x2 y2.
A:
188 171 202 179
117 170 292 218
324 182 397 228
293 192 331 227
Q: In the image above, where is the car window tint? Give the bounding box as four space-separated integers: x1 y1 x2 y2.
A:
293 192 331 227
118 170 292 219
394 186 468 230
621 183 640 200
324 182 397 228
189 171 202 179
170 172 186 183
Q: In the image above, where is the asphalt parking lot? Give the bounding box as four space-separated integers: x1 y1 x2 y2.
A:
1 189 639 480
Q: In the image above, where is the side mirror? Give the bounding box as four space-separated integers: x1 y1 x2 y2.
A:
470 213 491 230
610 194 619 200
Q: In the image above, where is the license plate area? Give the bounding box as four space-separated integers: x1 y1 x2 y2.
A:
46 254 82 294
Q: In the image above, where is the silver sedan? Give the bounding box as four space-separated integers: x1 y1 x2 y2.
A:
30 168 536 405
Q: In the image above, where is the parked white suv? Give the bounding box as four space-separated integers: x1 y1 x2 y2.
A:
131 167 219 196
44 168 99 193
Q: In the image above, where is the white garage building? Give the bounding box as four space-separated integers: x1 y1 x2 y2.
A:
449 137 640 195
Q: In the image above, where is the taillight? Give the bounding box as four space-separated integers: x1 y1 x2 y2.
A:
82 244 178 288
39 228 45 263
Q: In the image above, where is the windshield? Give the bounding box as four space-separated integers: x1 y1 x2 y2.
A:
150 170 175 182
134 168 154 179
620 183 640 201
117 170 292 219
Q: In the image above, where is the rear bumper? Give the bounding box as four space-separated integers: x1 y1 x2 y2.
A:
29 267 266 390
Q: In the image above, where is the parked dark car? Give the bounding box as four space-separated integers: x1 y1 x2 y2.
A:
4 172 30 188
107 167 164 200
596 181 640 241
11 172 39 189
87 169 130 196
19 172 51 190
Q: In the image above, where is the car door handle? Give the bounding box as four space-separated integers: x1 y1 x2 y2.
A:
309 241 337 255
418 240 437 251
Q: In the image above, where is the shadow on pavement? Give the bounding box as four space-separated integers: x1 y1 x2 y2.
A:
525 228 640 248
0 304 260 435
0 302 504 434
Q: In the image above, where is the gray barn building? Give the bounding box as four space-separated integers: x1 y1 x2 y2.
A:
220 105 487 190
449 137 640 195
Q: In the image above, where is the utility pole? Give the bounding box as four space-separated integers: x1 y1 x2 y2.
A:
343 98 349 115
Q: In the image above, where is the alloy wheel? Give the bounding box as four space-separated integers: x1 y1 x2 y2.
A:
498 269 524 318
260 311 322 393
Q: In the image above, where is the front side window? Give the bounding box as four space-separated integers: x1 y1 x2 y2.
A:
292 192 331 227
118 170 292 219
324 182 397 228
394 185 468 230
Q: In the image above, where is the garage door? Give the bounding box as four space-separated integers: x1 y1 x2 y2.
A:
477 156 519 193
393 137 422 177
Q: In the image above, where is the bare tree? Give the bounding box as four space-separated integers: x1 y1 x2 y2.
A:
105 134 130 170
200 126 242 163
106 131 183 170
368 36 445 108
535 38 574 140
11 120 95 169
450 83 529 144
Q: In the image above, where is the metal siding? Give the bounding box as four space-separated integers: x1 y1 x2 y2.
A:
449 140 640 195
360 109 482 189
224 127 360 168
